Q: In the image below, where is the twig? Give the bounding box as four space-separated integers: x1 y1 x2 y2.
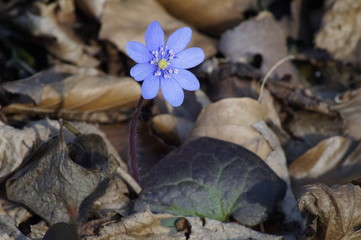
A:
116 167 142 195
258 55 295 102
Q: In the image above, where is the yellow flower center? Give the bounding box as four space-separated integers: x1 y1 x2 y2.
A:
158 59 169 69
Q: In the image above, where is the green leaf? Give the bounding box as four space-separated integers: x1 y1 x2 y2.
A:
43 222 79 240
135 137 286 226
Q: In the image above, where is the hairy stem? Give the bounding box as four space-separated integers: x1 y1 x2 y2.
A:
128 96 144 183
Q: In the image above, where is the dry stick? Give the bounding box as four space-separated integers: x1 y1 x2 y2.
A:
128 96 144 183
116 167 142 195
257 55 295 102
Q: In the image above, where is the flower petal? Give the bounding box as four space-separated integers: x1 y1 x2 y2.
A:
126 41 152 63
142 75 160 99
161 77 184 107
166 27 192 54
130 63 156 81
170 47 205 69
172 69 200 91
145 21 164 51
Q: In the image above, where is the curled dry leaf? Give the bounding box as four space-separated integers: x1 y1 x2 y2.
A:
2 72 141 121
13 1 99 67
188 97 271 160
0 215 31 240
99 0 216 58
6 132 119 224
298 184 361 240
315 0 361 65
156 0 252 35
219 12 302 85
0 119 127 179
84 209 284 240
74 0 107 20
290 136 361 192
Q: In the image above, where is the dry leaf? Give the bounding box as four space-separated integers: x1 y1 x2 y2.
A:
13 1 99 67
156 0 252 35
219 12 302 85
74 0 107 20
289 136 361 192
188 97 272 160
298 184 361 240
2 72 141 120
315 0 361 65
99 0 216 58
84 209 284 240
0 215 31 240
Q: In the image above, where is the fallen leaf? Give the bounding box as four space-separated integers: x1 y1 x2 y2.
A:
0 215 31 240
99 0 217 58
13 1 99 67
315 0 361 65
298 184 361 240
135 137 286 226
188 97 271 160
43 222 79 240
2 70 141 122
6 131 119 224
289 136 361 192
219 12 302 85
74 0 107 21
156 0 252 35
84 209 284 240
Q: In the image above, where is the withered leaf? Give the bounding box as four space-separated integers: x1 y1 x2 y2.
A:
189 97 272 160
156 0 252 35
13 1 99 67
99 0 216 58
135 137 286 226
298 184 361 240
219 12 301 84
6 132 118 224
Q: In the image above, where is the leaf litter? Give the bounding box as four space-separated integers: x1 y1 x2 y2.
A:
2 0 361 239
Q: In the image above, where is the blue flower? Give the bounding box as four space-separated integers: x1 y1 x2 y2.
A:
126 21 205 107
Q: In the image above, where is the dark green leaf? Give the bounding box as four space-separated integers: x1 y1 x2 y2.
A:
135 137 286 226
43 222 79 240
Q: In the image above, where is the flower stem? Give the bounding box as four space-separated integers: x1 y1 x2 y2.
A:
128 96 144 183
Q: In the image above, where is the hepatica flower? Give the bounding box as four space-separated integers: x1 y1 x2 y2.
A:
126 21 205 107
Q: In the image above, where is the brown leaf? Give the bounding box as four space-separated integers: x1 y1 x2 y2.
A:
188 97 272 160
74 0 107 20
84 209 284 240
156 0 252 35
13 1 99 67
315 0 361 65
6 130 119 224
2 70 141 121
219 12 302 85
298 184 361 240
99 0 217 58
290 136 361 192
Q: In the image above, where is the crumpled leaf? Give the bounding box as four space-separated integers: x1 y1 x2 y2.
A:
298 184 361 240
13 1 99 67
74 0 107 20
189 97 271 160
219 11 301 84
6 127 119 224
0 215 31 240
315 0 361 65
99 0 216 58
156 0 252 35
0 119 126 180
84 209 284 240
1 68 141 122
290 136 361 192
135 137 286 227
